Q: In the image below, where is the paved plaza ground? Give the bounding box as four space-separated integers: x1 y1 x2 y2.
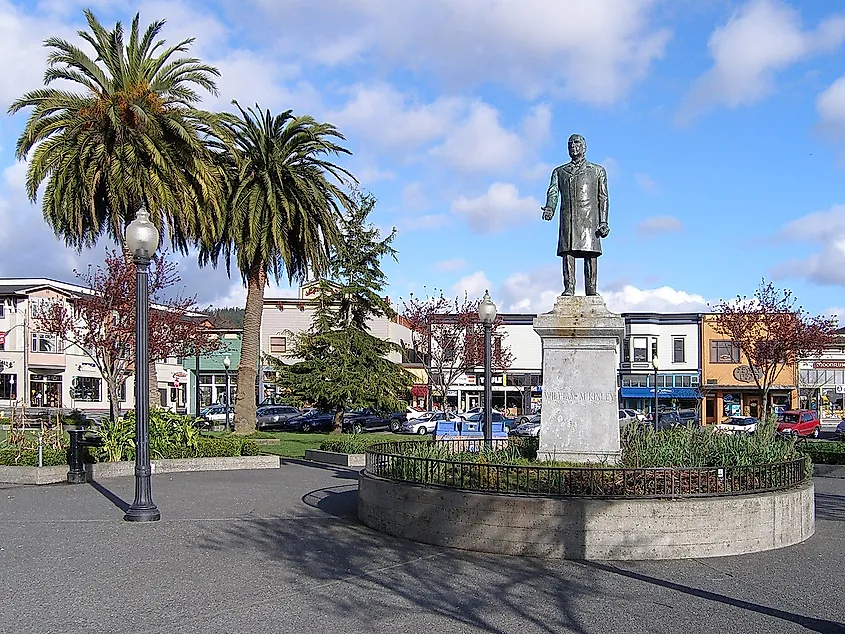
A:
0 461 843 634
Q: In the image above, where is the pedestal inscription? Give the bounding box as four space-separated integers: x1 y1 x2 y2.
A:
533 295 624 463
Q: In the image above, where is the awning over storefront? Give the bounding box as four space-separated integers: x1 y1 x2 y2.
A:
620 387 700 399
410 384 428 397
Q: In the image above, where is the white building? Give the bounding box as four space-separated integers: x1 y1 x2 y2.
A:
0 278 186 415
257 281 419 402
618 313 703 413
798 326 845 418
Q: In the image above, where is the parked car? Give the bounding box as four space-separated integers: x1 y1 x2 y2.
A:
511 421 540 437
399 412 451 435
462 411 514 429
255 405 303 431
677 409 700 426
406 406 427 420
341 408 391 434
515 411 540 425
647 411 682 430
776 410 821 438
457 407 483 420
275 409 336 432
201 404 233 424
715 416 759 435
618 409 637 426
837 418 845 441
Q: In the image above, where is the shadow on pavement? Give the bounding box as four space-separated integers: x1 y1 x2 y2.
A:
191 488 595 634
585 562 845 634
816 492 845 522
301 485 358 519
87 479 130 513
279 457 360 480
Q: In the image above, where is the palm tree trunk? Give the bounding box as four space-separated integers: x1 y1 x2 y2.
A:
234 265 266 434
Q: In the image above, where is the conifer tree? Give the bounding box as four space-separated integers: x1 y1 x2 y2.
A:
271 192 413 432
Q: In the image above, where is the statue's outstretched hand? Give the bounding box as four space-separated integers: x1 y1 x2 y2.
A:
541 207 554 221
598 223 610 238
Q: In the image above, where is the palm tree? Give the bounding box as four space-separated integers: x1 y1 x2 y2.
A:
9 10 226 406
203 103 354 433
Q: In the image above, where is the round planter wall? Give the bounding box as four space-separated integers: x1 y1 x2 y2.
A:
358 472 815 560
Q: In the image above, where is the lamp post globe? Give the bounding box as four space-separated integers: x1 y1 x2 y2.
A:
478 290 497 448
223 355 232 432
124 208 161 523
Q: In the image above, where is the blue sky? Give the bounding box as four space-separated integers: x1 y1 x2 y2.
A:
2 0 845 320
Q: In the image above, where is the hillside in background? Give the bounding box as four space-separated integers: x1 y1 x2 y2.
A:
205 306 245 329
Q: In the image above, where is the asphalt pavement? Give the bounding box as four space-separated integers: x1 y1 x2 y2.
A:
0 460 843 634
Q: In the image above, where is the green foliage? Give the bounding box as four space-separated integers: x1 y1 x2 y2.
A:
271 193 414 419
0 448 67 467
801 440 845 465
9 9 226 252
319 434 399 454
97 416 136 462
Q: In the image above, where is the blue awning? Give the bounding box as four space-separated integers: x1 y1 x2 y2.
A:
620 387 700 399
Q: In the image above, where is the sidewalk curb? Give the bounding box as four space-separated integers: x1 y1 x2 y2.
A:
0 455 280 485
814 464 845 479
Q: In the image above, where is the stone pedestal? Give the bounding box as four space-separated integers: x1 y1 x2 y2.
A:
533 295 624 463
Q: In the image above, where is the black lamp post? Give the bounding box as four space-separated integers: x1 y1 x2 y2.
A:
478 290 497 449
652 352 660 426
124 209 161 523
223 355 231 432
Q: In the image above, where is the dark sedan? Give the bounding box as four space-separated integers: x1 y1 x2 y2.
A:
836 418 845 441
255 405 303 431
282 410 336 432
341 409 392 433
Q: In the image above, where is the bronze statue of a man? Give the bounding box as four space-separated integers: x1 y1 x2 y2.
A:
541 134 609 296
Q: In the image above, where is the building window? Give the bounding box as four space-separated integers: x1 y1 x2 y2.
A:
269 336 286 354
621 374 649 388
710 340 740 363
672 337 685 363
0 374 17 400
622 337 630 363
199 373 238 408
71 376 101 402
632 337 648 362
31 332 59 353
0 302 5 318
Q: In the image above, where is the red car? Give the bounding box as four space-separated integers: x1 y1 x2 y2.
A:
776 410 821 438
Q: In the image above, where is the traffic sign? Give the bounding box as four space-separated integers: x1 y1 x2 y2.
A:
173 378 180 388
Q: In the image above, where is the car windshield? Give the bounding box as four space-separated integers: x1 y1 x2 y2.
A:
778 413 799 423
724 417 755 425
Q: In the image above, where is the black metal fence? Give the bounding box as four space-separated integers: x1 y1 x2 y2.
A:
364 440 809 498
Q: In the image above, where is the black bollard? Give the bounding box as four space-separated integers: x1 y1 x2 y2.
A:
66 429 86 484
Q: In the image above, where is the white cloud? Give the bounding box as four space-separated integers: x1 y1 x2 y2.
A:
634 173 660 194
636 215 683 235
435 258 468 273
817 77 845 135
401 183 428 210
452 183 540 234
678 0 845 124
602 285 709 313
822 306 845 326
252 0 670 105
451 271 492 301
771 204 845 286
498 266 560 313
326 84 462 151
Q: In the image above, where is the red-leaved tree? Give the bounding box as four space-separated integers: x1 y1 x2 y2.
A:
711 280 839 419
36 249 220 421
400 291 513 410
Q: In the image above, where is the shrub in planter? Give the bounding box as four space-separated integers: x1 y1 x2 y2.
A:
801 440 845 465
0 448 67 467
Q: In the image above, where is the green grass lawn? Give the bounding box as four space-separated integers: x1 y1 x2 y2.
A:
204 430 398 459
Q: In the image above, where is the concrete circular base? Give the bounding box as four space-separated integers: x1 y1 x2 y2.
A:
358 472 815 560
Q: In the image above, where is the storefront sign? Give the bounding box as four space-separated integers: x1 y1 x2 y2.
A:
733 365 762 383
813 361 845 369
0 332 5 345
837 385 845 395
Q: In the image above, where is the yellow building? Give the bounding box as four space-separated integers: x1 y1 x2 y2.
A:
700 315 797 424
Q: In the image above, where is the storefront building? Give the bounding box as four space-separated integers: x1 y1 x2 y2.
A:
618 313 702 414
798 327 845 418
700 315 797 423
181 329 241 415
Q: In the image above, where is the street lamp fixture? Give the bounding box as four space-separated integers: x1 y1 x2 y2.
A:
124 209 161 523
223 355 232 432
651 352 659 426
478 290 497 449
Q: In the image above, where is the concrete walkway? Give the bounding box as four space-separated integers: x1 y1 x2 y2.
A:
0 460 843 634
